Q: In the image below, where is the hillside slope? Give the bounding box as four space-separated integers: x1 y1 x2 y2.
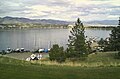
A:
0 55 120 79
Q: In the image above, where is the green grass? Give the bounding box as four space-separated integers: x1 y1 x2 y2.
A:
1 52 120 67
0 57 120 79
0 52 120 79
36 52 120 67
0 63 120 79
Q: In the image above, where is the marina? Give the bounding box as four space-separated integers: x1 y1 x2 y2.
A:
0 28 111 51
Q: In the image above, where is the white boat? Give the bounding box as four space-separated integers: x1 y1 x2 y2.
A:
38 48 44 53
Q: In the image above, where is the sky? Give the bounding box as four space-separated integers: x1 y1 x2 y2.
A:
0 0 120 21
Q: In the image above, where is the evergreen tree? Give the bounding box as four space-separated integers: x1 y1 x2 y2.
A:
109 17 120 51
98 38 105 47
67 18 88 60
49 44 66 63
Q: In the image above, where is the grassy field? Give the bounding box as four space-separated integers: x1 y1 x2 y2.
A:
34 52 120 67
0 52 120 79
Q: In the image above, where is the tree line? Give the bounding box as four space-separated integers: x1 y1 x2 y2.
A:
49 17 120 63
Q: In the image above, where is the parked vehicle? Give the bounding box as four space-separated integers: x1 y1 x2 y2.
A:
6 47 13 53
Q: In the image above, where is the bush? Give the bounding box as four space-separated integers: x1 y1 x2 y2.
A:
118 51 120 56
49 44 66 63
114 51 120 59
1 50 6 55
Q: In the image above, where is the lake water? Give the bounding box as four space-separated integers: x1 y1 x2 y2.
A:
0 28 111 51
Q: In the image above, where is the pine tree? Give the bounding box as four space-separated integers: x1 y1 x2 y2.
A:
67 18 88 60
109 17 120 51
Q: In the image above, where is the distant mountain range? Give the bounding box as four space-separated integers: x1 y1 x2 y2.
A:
0 16 118 26
0 16 71 25
84 20 118 26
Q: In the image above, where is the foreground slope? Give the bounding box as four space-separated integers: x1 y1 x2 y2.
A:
0 52 120 79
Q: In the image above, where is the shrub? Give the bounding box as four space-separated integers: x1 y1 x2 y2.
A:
114 51 120 59
49 44 66 63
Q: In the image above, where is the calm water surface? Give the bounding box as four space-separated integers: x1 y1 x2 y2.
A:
0 28 111 51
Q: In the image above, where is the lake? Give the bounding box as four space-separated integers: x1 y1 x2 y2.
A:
0 28 111 51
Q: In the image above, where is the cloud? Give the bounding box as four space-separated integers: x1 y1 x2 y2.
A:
0 0 119 21
0 0 30 17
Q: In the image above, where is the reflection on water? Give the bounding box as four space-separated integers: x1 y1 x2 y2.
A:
85 28 111 39
0 28 111 51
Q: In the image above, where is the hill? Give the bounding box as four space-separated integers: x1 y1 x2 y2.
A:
0 16 71 25
0 52 120 79
0 16 118 26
